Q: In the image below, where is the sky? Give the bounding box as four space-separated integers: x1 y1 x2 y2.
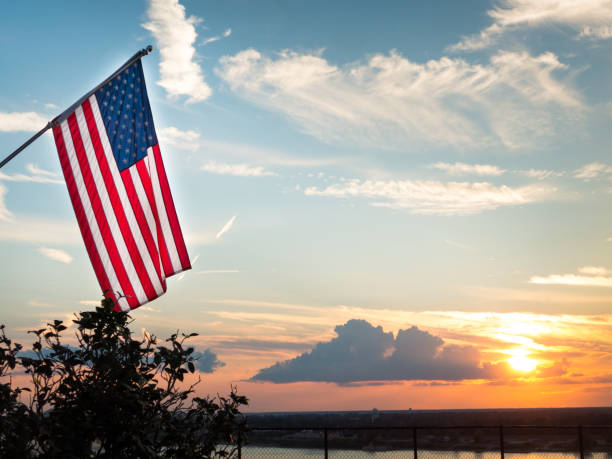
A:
1 0 612 411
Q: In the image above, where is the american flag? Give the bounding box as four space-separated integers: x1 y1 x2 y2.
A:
52 59 191 311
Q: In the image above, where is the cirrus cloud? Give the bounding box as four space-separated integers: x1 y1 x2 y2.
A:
450 0 612 51
217 48 581 150
38 247 73 264
201 161 276 177
304 178 556 216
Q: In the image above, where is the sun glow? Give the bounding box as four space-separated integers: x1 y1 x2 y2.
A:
507 353 538 372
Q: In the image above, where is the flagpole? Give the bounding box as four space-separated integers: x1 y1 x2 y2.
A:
0 45 154 170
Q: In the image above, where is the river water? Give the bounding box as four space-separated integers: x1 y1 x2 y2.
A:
241 448 611 459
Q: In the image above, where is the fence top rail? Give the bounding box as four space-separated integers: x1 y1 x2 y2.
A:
248 424 612 431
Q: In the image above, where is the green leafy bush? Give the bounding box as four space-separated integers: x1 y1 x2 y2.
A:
0 297 247 458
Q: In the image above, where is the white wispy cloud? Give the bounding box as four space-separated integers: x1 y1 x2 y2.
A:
0 163 64 185
198 138 335 168
450 0 612 51
44 103 58 109
444 239 475 250
28 300 56 308
217 48 581 150
79 300 101 307
216 215 236 239
530 266 612 287
143 0 212 103
0 111 48 132
201 161 276 177
202 36 221 46
574 162 612 180
202 27 232 46
158 126 201 151
38 247 73 264
196 269 241 274
0 184 11 222
0 215 79 244
518 169 565 180
429 162 505 176
304 179 556 216
25 164 59 177
177 253 199 281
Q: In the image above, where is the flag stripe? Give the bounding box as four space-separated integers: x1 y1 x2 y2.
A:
135 160 174 278
86 96 165 298
151 145 191 271
147 147 183 274
66 113 143 308
56 120 130 311
123 165 166 289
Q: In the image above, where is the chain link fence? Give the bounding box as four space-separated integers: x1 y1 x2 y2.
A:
236 425 612 459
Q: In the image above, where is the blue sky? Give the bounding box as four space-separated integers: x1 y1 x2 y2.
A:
1 0 612 410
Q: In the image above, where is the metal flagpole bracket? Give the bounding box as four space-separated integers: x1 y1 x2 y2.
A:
0 45 154 170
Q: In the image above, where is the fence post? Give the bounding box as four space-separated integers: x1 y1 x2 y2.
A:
578 425 584 459
413 427 418 459
237 430 242 459
324 427 328 459
499 426 504 459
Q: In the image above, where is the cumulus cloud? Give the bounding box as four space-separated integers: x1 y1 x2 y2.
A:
216 215 236 239
451 0 612 51
429 162 505 176
0 111 48 132
217 48 581 150
252 319 504 384
304 178 555 216
201 161 276 177
158 126 201 151
143 0 212 103
530 266 612 287
38 247 73 264
192 349 225 373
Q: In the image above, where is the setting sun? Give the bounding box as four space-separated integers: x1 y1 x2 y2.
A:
508 355 538 373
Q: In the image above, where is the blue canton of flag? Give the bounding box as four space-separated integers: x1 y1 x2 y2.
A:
96 60 158 171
